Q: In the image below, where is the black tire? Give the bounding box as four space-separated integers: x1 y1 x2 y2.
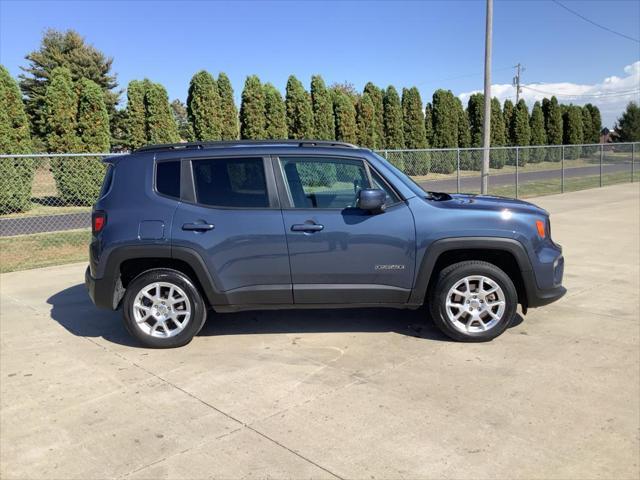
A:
122 268 207 348
429 261 518 342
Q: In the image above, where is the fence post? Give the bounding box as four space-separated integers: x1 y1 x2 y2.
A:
456 149 461 194
599 143 604 187
560 146 565 193
515 147 519 199
632 143 635 183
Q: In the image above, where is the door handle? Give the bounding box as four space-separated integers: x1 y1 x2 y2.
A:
291 224 324 232
182 222 215 231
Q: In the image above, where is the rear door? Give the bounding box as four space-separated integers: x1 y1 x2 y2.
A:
171 156 292 305
275 155 416 304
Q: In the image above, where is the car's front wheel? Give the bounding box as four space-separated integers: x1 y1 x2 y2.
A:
429 261 518 342
122 269 207 348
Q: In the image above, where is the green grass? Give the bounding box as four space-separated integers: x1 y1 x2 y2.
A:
0 229 90 273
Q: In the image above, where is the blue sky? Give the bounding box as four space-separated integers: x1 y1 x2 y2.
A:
1 0 639 126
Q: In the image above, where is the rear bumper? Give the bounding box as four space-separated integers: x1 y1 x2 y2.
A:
85 266 116 310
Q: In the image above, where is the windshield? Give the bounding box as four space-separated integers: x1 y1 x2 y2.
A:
371 152 430 197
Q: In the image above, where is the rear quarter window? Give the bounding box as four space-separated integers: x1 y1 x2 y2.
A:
156 161 181 198
99 164 114 198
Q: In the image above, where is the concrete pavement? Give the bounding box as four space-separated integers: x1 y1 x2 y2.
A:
1 182 639 479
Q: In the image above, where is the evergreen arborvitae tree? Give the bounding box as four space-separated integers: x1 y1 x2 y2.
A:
310 75 334 140
584 103 602 143
44 67 80 204
332 89 357 144
77 78 110 152
19 29 119 141
542 96 563 160
562 105 584 159
383 86 404 150
44 67 79 153
62 77 110 205
580 106 596 155
285 75 314 139
145 82 180 144
466 93 485 148
402 87 427 148
239 75 266 140
363 82 385 148
0 65 35 214
401 87 428 174
454 97 473 170
503 99 515 146
356 92 376 148
187 70 221 141
217 73 239 140
529 101 546 162
125 79 149 150
431 89 459 173
431 89 458 148
490 97 507 168
511 99 531 164
171 99 194 141
424 102 434 146
614 102 640 142
263 83 287 139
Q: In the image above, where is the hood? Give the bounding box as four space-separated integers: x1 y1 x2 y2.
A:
430 193 548 216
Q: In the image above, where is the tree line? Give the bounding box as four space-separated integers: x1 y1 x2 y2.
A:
1 29 639 213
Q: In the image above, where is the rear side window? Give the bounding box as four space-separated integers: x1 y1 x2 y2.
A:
156 161 181 198
99 164 114 198
192 157 269 208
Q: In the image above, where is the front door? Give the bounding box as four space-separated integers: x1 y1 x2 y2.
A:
172 156 292 305
276 155 416 304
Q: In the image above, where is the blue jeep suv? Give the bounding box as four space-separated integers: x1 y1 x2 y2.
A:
85 140 565 348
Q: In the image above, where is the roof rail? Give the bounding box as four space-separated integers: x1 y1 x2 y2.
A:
134 140 358 153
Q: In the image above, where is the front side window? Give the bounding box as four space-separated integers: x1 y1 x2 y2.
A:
280 157 370 209
193 157 269 208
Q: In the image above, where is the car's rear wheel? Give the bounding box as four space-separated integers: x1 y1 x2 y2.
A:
429 261 517 342
123 269 206 348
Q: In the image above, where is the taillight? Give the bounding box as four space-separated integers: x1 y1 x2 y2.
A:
92 211 106 234
535 219 546 238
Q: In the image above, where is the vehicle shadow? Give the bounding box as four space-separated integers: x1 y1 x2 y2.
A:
47 284 524 347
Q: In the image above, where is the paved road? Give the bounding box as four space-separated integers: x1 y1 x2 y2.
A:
1 183 638 479
0 162 634 237
418 161 633 193
0 211 90 237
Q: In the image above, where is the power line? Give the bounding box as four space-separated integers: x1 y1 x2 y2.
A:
552 0 640 44
521 84 640 99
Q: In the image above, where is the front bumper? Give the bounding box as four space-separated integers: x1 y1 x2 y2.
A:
524 253 566 308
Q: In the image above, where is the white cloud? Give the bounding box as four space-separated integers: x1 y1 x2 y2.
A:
458 61 640 128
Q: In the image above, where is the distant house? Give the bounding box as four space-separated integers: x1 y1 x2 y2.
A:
600 127 613 143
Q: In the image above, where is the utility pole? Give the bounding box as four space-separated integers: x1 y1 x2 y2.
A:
481 0 493 194
513 63 524 103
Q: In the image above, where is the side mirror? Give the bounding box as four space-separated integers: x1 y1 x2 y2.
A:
357 189 386 213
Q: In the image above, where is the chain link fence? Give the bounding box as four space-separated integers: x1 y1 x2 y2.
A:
0 142 638 272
